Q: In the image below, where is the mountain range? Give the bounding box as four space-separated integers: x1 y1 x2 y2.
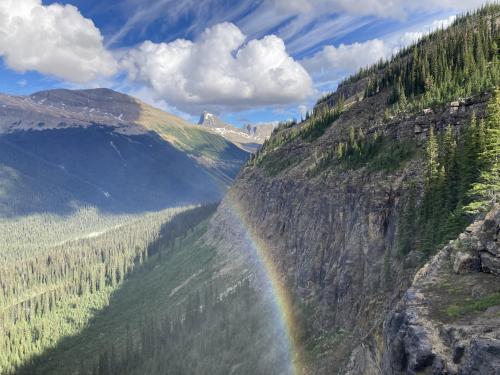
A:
0 88 249 216
198 111 275 153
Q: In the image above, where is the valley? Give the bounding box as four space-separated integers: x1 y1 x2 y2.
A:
0 3 499 375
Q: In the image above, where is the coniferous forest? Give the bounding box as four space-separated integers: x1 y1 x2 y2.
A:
0 205 217 374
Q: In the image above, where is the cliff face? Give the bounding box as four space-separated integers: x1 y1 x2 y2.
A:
206 88 495 374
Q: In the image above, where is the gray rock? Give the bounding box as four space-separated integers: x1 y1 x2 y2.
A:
481 251 500 276
460 339 500 375
205 89 495 375
452 251 481 274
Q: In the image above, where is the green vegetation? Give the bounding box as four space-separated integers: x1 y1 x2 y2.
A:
15 213 292 375
308 130 417 176
249 102 344 176
75 281 291 375
466 88 500 213
251 5 499 179
256 153 302 177
164 125 246 161
0 207 139 261
445 292 500 318
397 89 499 257
325 5 500 113
299 101 344 142
136 100 246 162
0 205 216 374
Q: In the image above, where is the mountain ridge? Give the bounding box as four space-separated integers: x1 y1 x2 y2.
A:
198 110 275 153
0 88 249 216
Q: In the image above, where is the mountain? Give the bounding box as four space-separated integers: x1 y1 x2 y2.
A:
205 6 500 374
2 5 500 375
0 88 249 216
198 111 274 153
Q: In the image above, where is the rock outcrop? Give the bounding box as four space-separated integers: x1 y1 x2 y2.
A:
383 206 500 374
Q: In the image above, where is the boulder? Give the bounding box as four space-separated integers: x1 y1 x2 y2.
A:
460 339 500 375
480 252 500 276
452 251 481 274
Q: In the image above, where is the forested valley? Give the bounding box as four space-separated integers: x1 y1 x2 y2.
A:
0 205 219 374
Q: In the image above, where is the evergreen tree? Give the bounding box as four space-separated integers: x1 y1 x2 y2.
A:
466 88 500 212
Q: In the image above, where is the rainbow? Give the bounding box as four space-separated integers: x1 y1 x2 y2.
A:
225 195 304 375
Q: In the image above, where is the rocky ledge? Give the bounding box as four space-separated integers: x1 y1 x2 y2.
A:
383 205 500 374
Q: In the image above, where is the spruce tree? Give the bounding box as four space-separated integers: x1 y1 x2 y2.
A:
466 88 500 212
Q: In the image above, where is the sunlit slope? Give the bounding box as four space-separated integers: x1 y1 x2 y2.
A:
136 99 245 161
15 211 290 375
0 206 192 374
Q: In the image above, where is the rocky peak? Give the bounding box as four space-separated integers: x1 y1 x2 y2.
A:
243 123 257 136
198 111 226 128
196 111 275 153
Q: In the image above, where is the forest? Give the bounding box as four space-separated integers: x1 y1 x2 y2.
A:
8 206 294 375
336 4 499 113
0 204 216 374
256 4 499 160
397 89 500 257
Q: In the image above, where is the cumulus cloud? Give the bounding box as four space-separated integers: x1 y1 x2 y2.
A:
122 22 313 113
0 0 117 83
302 39 390 80
273 0 488 18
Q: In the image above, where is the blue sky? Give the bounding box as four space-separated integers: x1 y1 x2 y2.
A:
0 0 487 126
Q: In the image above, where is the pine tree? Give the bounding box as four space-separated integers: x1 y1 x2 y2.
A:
425 127 439 188
466 88 500 212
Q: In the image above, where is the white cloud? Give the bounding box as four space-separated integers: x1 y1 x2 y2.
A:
122 22 313 114
0 0 117 83
302 39 390 80
272 0 488 19
392 15 457 51
301 14 461 85
274 0 397 18
397 32 424 47
431 15 457 30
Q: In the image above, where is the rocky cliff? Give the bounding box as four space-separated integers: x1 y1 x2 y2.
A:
204 8 500 373
204 85 496 374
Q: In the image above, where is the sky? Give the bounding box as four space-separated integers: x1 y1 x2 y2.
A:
0 0 490 126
